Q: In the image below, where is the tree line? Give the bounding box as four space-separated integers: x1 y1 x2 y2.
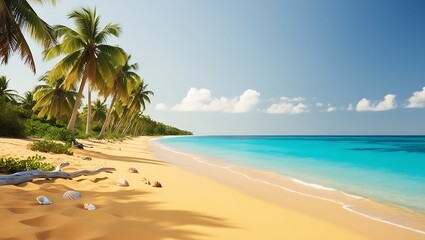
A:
0 1 192 139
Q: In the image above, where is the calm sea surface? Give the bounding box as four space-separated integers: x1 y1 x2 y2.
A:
156 135 425 213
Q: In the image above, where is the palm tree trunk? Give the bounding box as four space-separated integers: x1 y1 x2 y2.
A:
122 112 137 136
98 92 117 139
113 98 135 133
67 77 87 135
85 84 91 135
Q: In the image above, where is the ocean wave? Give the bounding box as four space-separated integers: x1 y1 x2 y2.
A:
291 178 336 191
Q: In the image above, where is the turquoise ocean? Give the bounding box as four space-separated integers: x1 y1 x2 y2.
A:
154 135 425 232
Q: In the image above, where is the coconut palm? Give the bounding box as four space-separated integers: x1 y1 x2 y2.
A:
98 54 140 139
43 7 125 137
91 99 107 125
107 100 125 130
21 91 36 111
0 0 56 73
32 74 76 121
114 80 153 135
0 75 21 102
82 99 107 130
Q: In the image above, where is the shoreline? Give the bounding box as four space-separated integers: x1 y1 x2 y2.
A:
150 137 425 237
0 136 423 239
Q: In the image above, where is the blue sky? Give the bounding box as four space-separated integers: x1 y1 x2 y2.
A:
2 0 425 134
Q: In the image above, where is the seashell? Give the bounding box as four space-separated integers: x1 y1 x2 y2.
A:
83 203 96 211
145 180 151 185
128 167 138 173
36 196 52 205
152 181 162 188
62 190 82 200
116 178 129 187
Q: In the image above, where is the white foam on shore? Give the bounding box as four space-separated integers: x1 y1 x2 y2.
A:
291 178 337 191
153 142 425 235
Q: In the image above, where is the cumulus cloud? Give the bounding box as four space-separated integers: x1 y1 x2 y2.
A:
326 104 336 112
356 94 397 112
347 104 354 111
406 87 425 108
172 88 260 113
155 103 168 111
233 89 261 113
265 97 309 114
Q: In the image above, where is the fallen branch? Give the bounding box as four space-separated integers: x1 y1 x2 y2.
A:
0 162 116 186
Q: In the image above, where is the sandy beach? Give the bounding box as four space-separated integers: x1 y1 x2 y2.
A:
0 137 423 240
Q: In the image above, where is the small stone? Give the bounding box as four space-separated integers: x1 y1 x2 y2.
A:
84 203 96 211
128 167 138 173
145 180 151 185
116 178 129 187
82 156 92 161
152 181 162 188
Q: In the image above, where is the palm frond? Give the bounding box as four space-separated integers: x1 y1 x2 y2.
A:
95 23 121 43
49 49 83 81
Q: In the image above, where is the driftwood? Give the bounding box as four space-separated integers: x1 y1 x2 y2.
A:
0 162 116 186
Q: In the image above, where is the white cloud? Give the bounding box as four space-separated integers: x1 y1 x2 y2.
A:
347 104 354 111
406 87 425 108
280 96 305 102
265 97 309 114
233 89 261 113
172 88 260 113
316 103 323 107
326 104 336 112
155 103 168 111
356 94 397 112
291 97 306 102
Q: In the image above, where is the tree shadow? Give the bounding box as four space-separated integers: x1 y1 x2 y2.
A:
79 188 238 240
74 149 166 166
4 183 237 240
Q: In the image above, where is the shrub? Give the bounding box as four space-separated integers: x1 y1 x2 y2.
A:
28 140 73 155
0 98 26 137
44 127 72 142
0 155 55 174
104 131 121 139
25 119 72 142
24 119 50 137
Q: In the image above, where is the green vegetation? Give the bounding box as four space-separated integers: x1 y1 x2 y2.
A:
0 97 26 137
0 155 55 174
0 4 193 142
25 119 72 142
28 140 73 155
137 116 193 136
0 0 56 73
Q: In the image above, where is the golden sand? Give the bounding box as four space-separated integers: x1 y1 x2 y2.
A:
0 137 422 240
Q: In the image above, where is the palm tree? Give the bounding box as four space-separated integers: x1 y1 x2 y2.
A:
0 75 21 102
32 74 77 121
0 0 56 73
98 54 140 139
91 99 107 125
43 7 125 137
114 80 153 135
21 91 36 110
82 99 106 131
108 100 124 130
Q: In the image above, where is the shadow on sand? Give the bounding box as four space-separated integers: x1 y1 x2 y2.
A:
4 184 237 240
